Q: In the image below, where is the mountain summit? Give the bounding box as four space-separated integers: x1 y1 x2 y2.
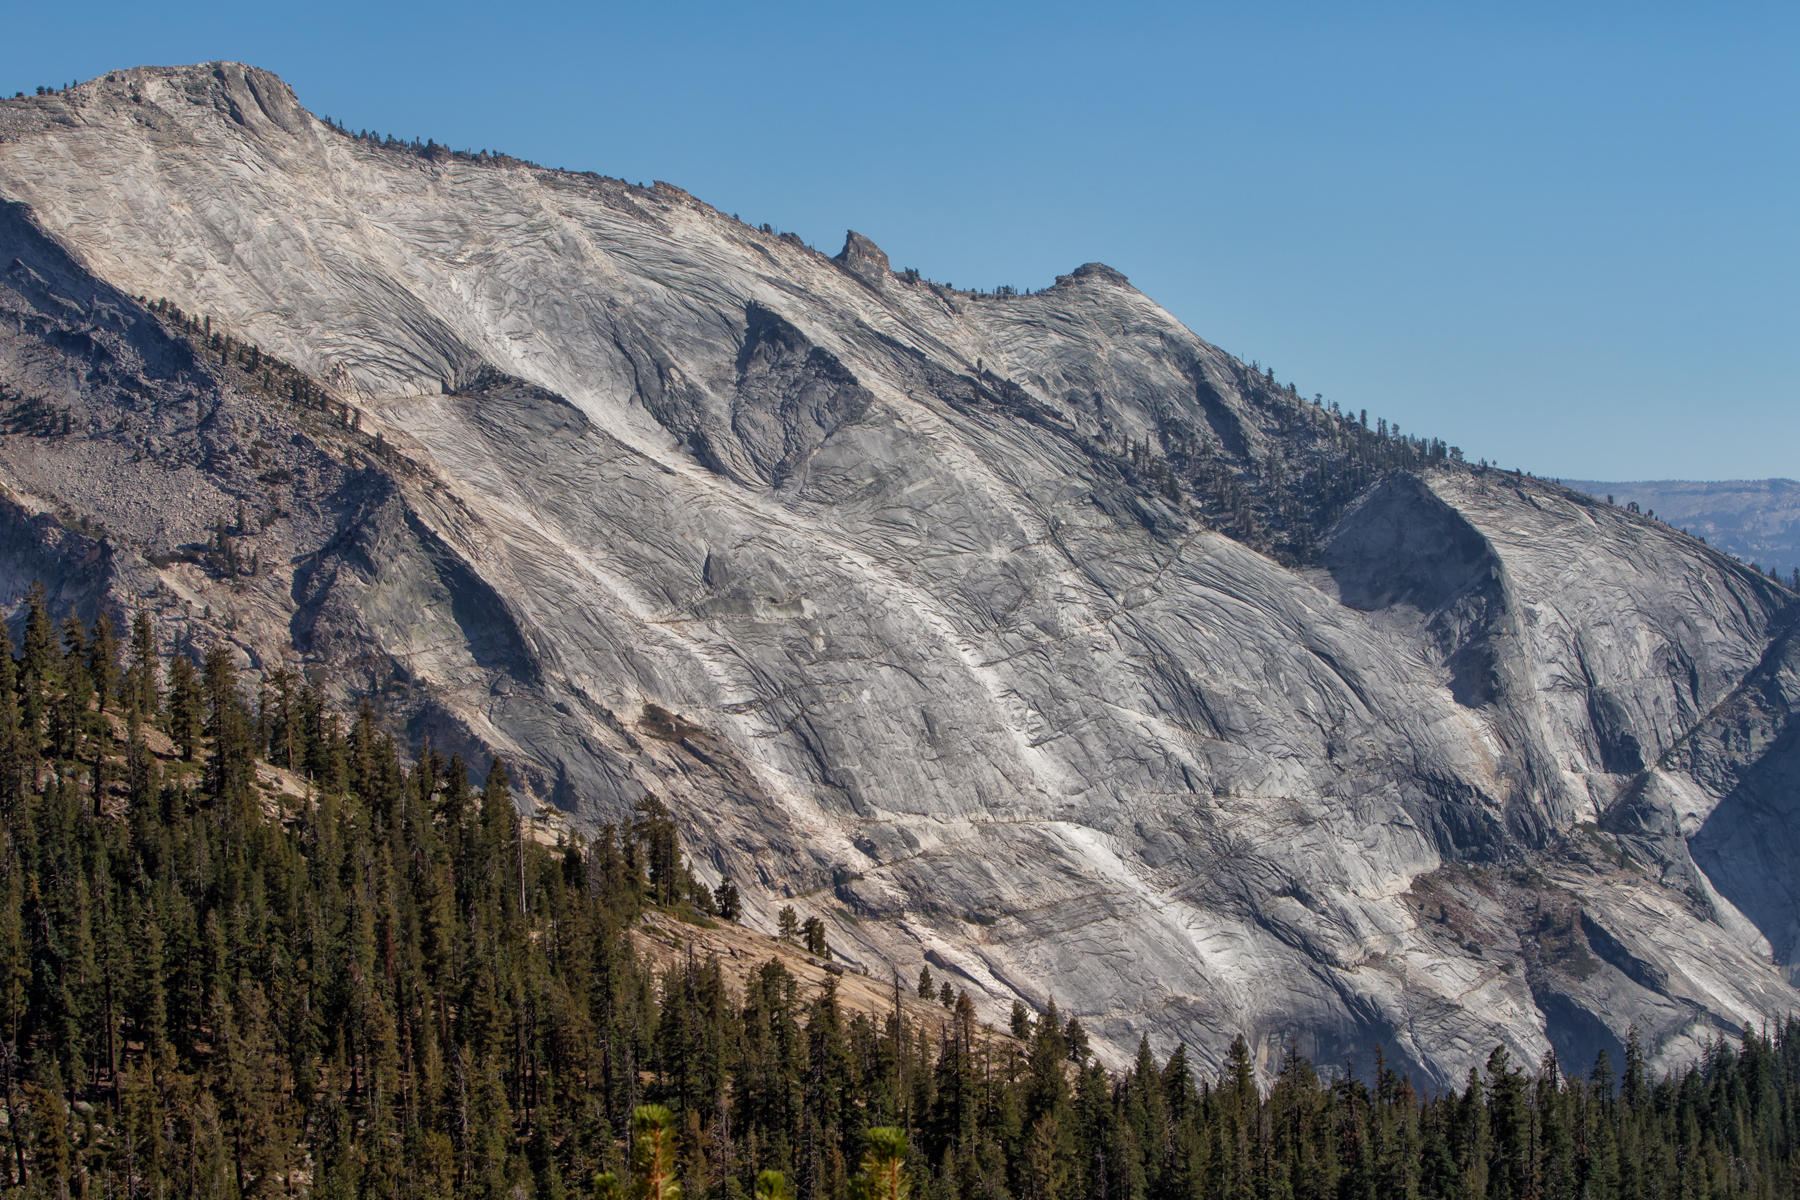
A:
2 62 1797 1085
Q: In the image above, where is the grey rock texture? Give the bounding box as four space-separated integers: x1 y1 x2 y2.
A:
1566 479 1800 580
1 63 1798 1086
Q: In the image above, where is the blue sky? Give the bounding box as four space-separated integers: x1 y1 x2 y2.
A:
5 1 1795 480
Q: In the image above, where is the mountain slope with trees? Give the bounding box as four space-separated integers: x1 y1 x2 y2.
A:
2 594 1799 1199
0 64 1796 1089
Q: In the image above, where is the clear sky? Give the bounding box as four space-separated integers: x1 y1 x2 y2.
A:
5 1 1795 481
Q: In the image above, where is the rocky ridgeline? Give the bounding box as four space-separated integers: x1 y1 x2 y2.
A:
0 63 1797 1087
1567 478 1800 581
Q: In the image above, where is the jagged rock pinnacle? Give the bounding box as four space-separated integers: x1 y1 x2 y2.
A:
833 230 892 288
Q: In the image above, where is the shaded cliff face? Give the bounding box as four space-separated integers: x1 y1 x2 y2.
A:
1 62 1796 1087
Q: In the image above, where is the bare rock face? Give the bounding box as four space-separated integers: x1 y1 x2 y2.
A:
1 62 1797 1086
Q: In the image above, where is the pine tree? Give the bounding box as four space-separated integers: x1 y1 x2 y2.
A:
852 1126 909 1200
714 879 742 921
18 583 57 749
632 1104 683 1199
0 613 22 803
165 654 203 761
200 645 233 732
261 665 296 768
631 795 682 906
124 611 159 719
481 757 523 916
52 610 95 762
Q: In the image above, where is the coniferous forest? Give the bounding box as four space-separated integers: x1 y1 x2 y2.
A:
3 584 1800 1199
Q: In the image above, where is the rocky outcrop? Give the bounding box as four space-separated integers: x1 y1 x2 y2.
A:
833 230 891 290
0 63 1796 1087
